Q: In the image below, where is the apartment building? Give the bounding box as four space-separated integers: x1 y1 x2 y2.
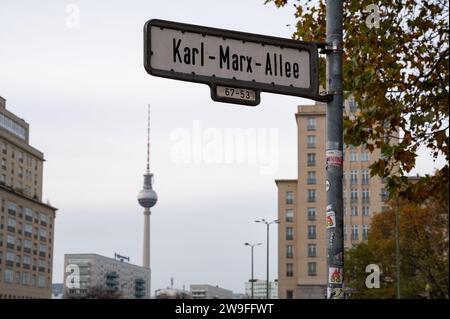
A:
276 98 389 299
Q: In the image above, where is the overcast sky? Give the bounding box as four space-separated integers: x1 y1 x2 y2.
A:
0 0 445 295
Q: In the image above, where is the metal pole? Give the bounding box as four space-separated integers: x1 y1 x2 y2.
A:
395 197 401 299
251 246 254 299
325 0 344 299
266 223 269 299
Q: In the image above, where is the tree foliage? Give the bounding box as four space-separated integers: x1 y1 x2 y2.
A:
265 0 449 201
344 187 449 298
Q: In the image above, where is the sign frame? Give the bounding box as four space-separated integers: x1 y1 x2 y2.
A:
144 19 330 103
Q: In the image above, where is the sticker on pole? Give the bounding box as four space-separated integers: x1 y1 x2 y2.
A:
329 267 343 284
326 210 336 229
326 150 343 167
327 287 344 299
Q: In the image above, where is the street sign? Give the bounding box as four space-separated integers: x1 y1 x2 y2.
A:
144 19 328 105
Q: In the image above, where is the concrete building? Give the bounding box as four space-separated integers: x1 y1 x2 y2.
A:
0 96 58 299
64 253 151 299
245 279 278 299
276 99 390 299
190 284 233 299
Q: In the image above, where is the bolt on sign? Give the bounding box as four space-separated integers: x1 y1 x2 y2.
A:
144 19 327 106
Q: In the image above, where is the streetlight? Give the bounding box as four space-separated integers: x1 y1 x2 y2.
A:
254 218 278 299
244 242 261 299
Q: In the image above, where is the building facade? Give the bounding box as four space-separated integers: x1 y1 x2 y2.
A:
0 96 57 299
244 279 278 299
190 284 233 299
64 253 151 299
276 99 390 299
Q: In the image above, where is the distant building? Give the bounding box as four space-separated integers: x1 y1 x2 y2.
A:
190 284 233 299
232 293 247 299
155 287 192 299
0 96 58 299
245 279 278 299
63 253 150 299
51 283 64 299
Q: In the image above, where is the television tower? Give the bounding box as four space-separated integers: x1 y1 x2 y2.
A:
137 105 158 294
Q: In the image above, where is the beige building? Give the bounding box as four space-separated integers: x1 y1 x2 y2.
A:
276 99 389 299
0 96 57 299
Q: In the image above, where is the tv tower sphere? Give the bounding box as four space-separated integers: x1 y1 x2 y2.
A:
138 175 158 208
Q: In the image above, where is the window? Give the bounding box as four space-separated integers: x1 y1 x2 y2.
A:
286 290 294 299
307 207 316 221
16 271 21 284
307 118 316 130
363 225 369 240
24 224 33 234
350 170 358 184
23 272 30 286
7 218 16 228
362 206 370 216
350 151 357 161
0 113 27 140
25 208 33 219
286 191 294 205
307 153 316 166
351 189 358 203
307 189 316 202
8 202 16 213
362 169 370 184
286 227 294 240
4 269 14 283
39 227 47 238
286 263 294 277
308 262 317 276
24 240 31 249
7 235 15 245
6 252 14 261
308 244 317 257
0 174 5 184
39 244 46 253
285 209 294 223
39 259 46 268
344 225 347 241
286 245 294 258
307 135 316 148
351 206 358 216
38 275 46 288
40 214 48 223
362 189 370 203
352 225 359 240
344 206 347 215
307 171 316 184
23 256 31 265
361 151 369 161
308 225 316 239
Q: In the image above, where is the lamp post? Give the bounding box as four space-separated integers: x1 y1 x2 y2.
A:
244 242 261 299
254 219 278 299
